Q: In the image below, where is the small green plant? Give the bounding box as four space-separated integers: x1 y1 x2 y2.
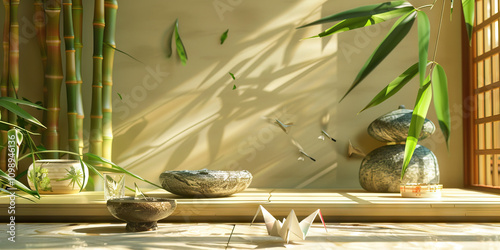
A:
57 166 83 189
28 166 52 192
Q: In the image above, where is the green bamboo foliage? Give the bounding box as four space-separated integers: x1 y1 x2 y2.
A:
34 0 48 148
45 0 64 158
0 0 10 172
8 0 20 125
102 0 117 163
90 0 105 158
63 0 79 159
73 0 84 155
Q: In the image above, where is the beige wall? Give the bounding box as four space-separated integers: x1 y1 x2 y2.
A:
4 0 464 189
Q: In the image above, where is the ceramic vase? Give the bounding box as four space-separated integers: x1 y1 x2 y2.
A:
27 159 89 194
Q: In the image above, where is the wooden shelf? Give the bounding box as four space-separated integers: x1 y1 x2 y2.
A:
2 188 500 222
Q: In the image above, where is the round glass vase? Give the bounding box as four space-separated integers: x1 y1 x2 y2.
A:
27 159 89 194
400 183 443 198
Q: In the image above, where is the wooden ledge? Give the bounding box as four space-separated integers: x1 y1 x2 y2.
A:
1 188 500 222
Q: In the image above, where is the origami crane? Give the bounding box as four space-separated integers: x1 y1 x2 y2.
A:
251 205 327 243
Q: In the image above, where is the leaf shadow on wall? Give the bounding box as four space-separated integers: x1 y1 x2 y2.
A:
112 2 341 188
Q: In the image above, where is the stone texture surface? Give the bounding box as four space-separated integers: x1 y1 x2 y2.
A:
106 197 177 232
367 107 436 142
359 144 439 193
159 169 253 197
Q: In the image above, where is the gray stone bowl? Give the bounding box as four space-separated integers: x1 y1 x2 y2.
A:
159 169 253 197
106 197 177 232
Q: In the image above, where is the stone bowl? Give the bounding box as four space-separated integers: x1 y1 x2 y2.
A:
159 169 253 197
106 197 177 232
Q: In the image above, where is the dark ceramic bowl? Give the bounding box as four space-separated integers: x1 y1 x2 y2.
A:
106 197 177 232
159 169 252 198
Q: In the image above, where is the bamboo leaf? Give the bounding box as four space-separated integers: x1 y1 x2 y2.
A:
402 79 432 178
307 8 414 39
104 42 143 64
232 84 237 90
417 11 430 87
360 61 432 113
174 18 188 65
84 153 163 189
0 187 37 202
220 29 229 44
432 64 451 148
0 170 40 199
298 0 414 28
77 158 86 193
229 72 235 80
0 97 46 110
0 99 46 128
117 93 122 100
462 0 474 44
0 121 41 135
341 10 417 101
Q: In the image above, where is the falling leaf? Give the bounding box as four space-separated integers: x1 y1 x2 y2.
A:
174 18 188 65
220 29 229 44
229 72 236 80
117 93 123 100
232 84 237 90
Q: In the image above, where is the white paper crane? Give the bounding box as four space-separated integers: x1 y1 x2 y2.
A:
250 205 327 243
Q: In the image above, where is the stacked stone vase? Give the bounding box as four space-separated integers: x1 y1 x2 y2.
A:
359 105 440 192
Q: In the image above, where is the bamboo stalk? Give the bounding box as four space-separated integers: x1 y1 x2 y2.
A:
0 0 10 172
45 0 64 158
73 0 84 155
8 0 20 125
90 0 105 158
34 0 47 70
34 0 47 145
102 0 117 163
63 0 79 159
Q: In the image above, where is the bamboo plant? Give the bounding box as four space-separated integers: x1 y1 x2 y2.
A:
8 0 20 125
0 0 10 172
0 97 160 201
33 0 47 149
63 0 79 159
90 0 105 159
298 0 474 178
73 0 84 155
102 0 118 164
44 0 64 158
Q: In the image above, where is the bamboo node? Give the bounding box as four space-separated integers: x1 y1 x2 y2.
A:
91 115 103 119
46 40 62 45
45 75 64 79
104 3 118 9
91 85 104 88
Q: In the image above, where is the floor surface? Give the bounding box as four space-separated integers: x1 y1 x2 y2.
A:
2 222 500 249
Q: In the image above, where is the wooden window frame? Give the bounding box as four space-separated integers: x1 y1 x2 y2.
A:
464 0 500 193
